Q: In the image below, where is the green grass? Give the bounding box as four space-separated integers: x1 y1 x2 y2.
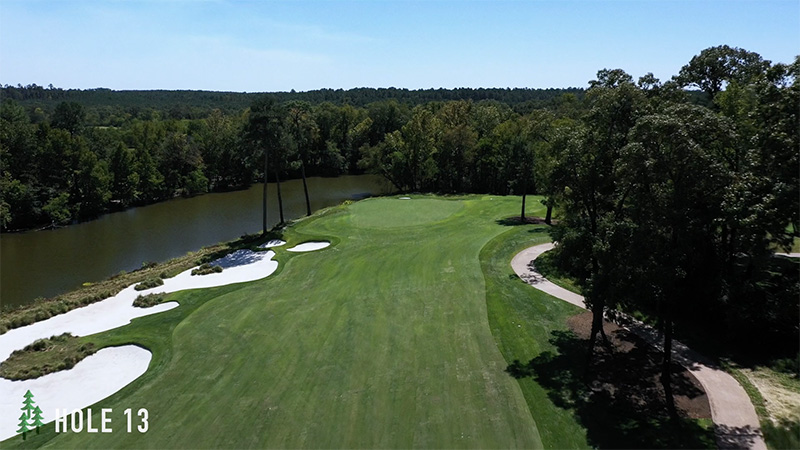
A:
348 195 465 229
481 226 589 448
3 194 721 448
6 195 567 449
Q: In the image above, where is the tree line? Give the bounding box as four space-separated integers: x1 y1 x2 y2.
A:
0 82 589 231
543 46 798 418
0 85 584 124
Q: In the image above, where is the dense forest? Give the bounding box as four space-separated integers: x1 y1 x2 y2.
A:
538 45 798 421
0 85 589 232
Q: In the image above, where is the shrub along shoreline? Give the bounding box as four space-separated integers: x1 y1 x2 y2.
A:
0 231 282 335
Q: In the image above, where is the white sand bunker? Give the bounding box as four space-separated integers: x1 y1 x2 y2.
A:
259 239 286 248
287 241 330 252
0 249 278 362
0 247 282 441
399 196 411 200
0 345 151 441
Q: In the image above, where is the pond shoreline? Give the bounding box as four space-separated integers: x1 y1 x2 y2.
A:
0 174 389 309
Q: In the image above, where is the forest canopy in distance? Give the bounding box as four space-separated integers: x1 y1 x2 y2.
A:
0 45 794 239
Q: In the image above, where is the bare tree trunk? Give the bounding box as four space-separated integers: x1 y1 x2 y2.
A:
520 175 528 221
300 160 311 216
545 203 553 225
586 256 611 366
274 166 284 224
262 148 268 235
661 312 678 420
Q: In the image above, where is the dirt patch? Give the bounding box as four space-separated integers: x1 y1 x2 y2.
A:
566 311 712 420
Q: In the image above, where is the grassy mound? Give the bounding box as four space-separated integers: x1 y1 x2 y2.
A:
0 333 96 380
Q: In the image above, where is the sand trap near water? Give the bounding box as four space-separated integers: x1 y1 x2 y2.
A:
0 247 286 441
0 345 151 441
260 239 286 248
0 249 278 362
287 242 330 252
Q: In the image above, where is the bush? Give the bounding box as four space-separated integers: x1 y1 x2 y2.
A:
191 263 223 276
771 355 800 376
0 333 96 380
133 292 168 308
134 277 164 291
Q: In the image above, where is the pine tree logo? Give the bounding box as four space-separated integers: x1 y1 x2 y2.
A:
17 390 43 440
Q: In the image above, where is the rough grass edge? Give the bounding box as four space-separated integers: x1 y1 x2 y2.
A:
727 364 800 450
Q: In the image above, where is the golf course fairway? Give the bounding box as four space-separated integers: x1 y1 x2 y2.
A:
5 195 589 449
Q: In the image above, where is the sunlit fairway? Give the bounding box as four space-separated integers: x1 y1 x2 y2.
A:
5 195 590 449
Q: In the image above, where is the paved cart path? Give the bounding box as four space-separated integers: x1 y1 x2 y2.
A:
511 243 767 450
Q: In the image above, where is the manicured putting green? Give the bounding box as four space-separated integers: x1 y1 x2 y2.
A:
348 197 464 229
8 195 590 449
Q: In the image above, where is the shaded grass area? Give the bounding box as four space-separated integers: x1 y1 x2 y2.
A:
481 227 590 449
0 333 96 380
524 316 714 449
530 248 582 295
530 239 797 450
762 420 800 449
5 196 549 448
481 228 714 448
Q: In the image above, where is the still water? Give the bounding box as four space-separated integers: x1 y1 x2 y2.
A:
1 175 390 309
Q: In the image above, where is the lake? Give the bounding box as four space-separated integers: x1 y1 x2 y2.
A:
0 175 391 309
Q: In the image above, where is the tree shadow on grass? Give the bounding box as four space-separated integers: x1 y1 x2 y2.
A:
495 217 551 227
716 424 764 449
508 328 717 449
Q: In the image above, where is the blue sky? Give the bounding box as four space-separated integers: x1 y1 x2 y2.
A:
1 0 797 92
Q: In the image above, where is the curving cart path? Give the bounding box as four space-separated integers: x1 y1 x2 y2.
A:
511 243 767 450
